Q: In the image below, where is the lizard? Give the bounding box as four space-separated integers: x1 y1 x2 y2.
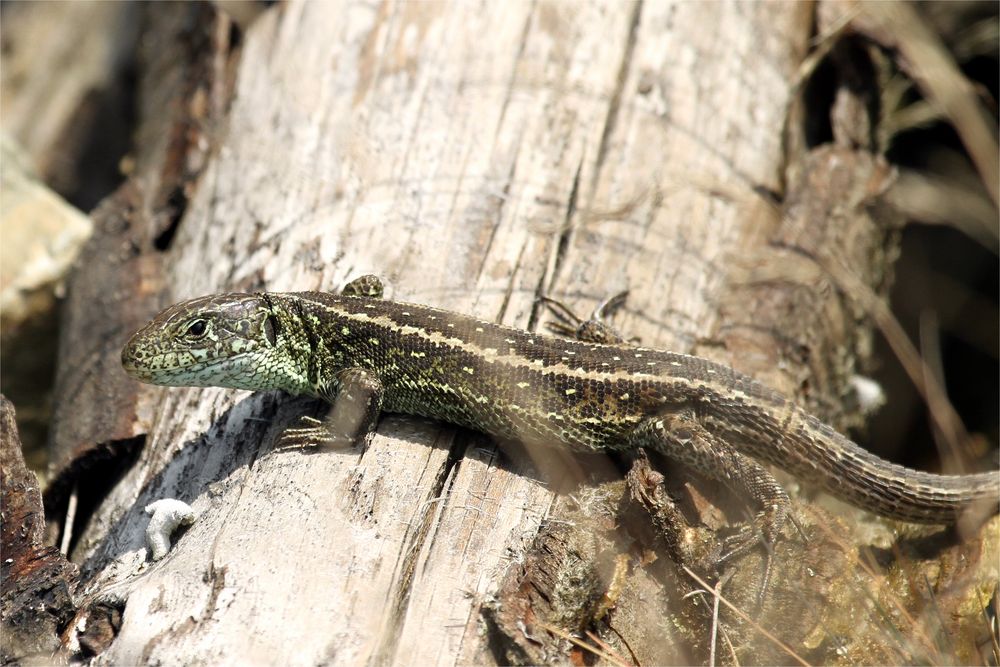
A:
121 274 999 572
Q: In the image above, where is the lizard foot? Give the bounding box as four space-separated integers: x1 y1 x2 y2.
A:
538 291 630 344
277 415 356 449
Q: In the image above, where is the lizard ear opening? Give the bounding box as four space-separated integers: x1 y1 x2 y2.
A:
263 314 278 346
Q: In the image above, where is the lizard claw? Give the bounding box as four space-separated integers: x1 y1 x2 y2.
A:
277 415 356 450
715 516 781 611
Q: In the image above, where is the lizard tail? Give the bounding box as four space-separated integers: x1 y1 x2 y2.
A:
791 414 999 524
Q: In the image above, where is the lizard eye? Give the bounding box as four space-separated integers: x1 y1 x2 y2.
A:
185 320 208 338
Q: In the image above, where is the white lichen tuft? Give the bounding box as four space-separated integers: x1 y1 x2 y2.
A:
850 375 886 416
144 499 196 561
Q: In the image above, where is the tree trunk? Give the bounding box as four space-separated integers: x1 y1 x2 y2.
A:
42 2 997 666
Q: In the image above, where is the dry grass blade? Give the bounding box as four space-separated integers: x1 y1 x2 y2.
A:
861 2 999 205
976 587 1000 665
707 572 730 667
921 572 958 660
680 565 812 667
584 629 636 667
709 576 721 667
918 311 966 474
59 482 78 556
795 6 861 89
534 620 633 667
884 169 999 252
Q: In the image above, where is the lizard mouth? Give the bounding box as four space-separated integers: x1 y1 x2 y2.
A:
122 356 235 386
121 361 152 381
121 340 219 385
121 338 263 389
120 343 148 380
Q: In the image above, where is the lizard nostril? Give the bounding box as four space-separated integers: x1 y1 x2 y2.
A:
121 334 145 373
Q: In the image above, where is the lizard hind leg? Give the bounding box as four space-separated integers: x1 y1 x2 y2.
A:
628 411 791 602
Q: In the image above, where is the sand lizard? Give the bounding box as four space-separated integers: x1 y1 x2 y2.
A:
121 275 1000 567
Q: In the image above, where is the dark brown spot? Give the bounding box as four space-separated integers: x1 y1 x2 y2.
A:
263 315 278 346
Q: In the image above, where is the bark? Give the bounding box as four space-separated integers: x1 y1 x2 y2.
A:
0 395 78 665
41 1 997 666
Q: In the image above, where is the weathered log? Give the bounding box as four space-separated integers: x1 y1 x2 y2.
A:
42 2 998 665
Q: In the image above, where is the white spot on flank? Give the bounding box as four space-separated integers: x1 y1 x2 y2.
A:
463 367 474 374
505 338 516 344
647 361 656 366
369 338 380 345
341 327 351 335
613 356 621 361
475 327 484 332
565 388 576 396
447 323 455 328
620 392 630 400
517 381 530 388
410 351 426 358
634 353 643 358
564 350 575 355
670 361 682 367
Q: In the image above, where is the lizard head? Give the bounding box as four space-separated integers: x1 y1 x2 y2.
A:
122 293 306 391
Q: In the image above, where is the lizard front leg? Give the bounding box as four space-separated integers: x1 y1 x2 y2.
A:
281 367 384 449
278 275 385 448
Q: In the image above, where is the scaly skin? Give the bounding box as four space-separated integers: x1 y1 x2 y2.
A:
122 277 1000 555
